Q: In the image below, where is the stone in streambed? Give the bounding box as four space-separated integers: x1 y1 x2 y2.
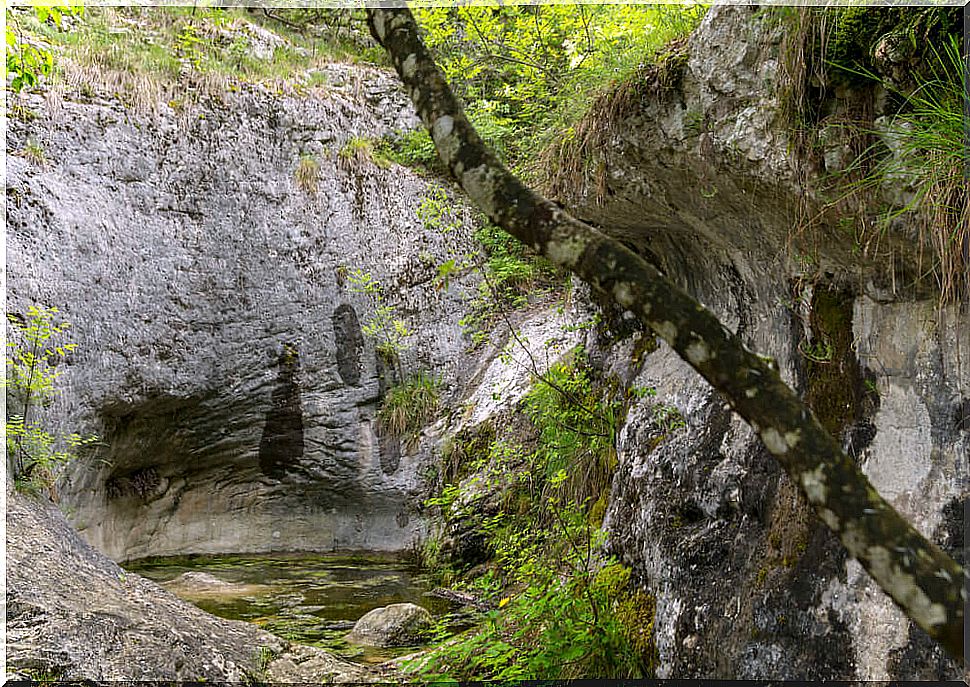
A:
345 603 433 647
163 571 269 598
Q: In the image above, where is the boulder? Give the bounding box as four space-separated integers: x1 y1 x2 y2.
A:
5 490 373 682
345 603 433 647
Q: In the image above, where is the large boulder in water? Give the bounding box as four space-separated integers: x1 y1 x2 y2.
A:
345 603 433 647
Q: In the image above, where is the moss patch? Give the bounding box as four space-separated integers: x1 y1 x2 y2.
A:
801 287 862 438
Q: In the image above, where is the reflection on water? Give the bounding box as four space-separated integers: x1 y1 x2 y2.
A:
125 551 453 664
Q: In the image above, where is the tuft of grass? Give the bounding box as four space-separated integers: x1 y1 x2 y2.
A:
773 7 965 302
20 138 46 165
338 135 392 170
538 39 691 204
833 34 968 302
294 154 320 194
378 373 441 441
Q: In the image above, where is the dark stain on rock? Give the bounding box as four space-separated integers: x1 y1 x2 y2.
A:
258 343 305 480
105 466 160 502
379 432 401 475
843 417 877 461
802 287 864 438
332 303 364 386
952 397 970 432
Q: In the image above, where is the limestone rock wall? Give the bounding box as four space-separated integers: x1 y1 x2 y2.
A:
6 65 480 561
556 6 968 681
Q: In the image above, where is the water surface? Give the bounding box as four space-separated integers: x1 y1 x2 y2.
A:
126 551 454 663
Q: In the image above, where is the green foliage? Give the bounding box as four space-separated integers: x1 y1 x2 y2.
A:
405 504 655 680
651 402 686 436
411 184 555 344
175 22 205 70
378 373 441 442
776 7 966 302
345 267 411 378
377 129 440 171
841 34 968 302
5 5 81 92
523 349 618 507
459 220 558 346
413 5 707 171
245 644 277 685
408 350 648 680
5 306 96 496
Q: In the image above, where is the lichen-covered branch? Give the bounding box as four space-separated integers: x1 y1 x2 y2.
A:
367 7 965 661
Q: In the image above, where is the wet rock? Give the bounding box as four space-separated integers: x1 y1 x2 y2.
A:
163 572 269 598
346 603 433 647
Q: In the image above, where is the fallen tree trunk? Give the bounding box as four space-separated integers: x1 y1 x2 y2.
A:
366 7 965 662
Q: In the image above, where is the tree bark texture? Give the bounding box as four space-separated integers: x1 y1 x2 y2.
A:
366 7 965 663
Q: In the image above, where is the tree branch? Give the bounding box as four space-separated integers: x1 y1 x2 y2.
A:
366 7 965 662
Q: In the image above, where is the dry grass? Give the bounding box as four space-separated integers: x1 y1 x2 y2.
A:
538 40 689 206
20 138 46 166
294 155 320 194
915 158 969 302
775 8 966 303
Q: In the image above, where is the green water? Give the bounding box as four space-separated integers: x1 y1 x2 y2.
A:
126 551 456 664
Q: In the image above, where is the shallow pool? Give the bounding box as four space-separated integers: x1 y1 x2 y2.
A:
126 551 454 663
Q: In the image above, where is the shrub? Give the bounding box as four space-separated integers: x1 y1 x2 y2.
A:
4 305 97 497
523 349 619 507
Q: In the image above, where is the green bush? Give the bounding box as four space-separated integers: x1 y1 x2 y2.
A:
523 349 619 507
404 504 655 680
406 350 645 681
4 305 97 497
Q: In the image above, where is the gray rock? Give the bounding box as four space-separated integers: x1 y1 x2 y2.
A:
346 603 433 647
5 489 371 682
7 67 478 562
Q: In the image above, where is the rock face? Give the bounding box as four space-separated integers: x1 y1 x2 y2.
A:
541 6 967 682
4 8 965 683
345 603 434 647
6 64 480 561
5 489 370 682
